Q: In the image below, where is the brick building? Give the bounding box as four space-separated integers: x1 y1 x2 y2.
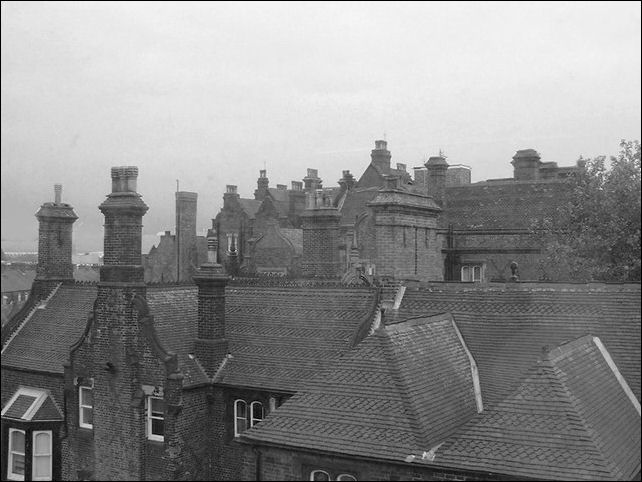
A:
211 140 583 283
1 157 640 481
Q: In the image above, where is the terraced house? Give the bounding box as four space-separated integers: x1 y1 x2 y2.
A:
1 152 640 481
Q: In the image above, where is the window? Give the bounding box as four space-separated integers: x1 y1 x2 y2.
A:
234 399 247 437
250 401 264 427
227 233 238 254
461 265 483 282
234 399 267 437
310 470 330 481
79 386 93 429
309 471 357 481
146 396 165 442
32 431 52 481
7 428 25 481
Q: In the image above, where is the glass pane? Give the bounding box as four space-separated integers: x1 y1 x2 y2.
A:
235 400 246 417
311 471 330 481
338 475 357 481
473 266 481 281
252 402 264 421
11 430 25 453
12 454 25 475
34 432 50 455
81 388 93 406
82 407 93 425
151 418 164 436
236 417 247 435
33 455 51 479
462 267 470 281
151 398 165 416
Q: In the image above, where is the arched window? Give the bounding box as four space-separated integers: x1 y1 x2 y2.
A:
337 475 357 482
250 401 264 427
310 470 331 481
32 431 52 481
234 399 247 437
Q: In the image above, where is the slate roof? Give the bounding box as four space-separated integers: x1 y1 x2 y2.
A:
394 283 641 405
432 335 641 481
1 284 208 386
238 198 262 219
338 187 380 225
442 179 574 230
241 314 479 460
1 266 36 293
215 286 378 392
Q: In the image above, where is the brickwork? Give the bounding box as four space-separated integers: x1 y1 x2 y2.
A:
242 445 500 481
176 192 198 282
301 209 342 277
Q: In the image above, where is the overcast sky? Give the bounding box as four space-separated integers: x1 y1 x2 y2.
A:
2 1 640 253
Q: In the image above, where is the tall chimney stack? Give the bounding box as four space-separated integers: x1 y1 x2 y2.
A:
371 140 392 174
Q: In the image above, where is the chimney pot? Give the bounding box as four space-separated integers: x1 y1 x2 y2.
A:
54 184 62 204
110 166 139 193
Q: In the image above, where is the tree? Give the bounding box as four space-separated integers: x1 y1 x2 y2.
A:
533 140 641 282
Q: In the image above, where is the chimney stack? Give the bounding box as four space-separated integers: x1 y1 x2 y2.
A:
338 170 355 192
98 166 148 283
255 169 270 200
35 184 78 282
371 140 391 174
301 189 342 278
175 191 198 282
303 168 322 191
425 154 449 206
511 149 542 181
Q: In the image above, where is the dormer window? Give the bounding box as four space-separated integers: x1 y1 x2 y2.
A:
234 399 267 437
461 264 483 282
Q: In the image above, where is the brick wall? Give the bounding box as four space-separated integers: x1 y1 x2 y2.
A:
301 210 342 277
176 192 198 283
373 208 443 280
242 445 507 481
36 217 76 280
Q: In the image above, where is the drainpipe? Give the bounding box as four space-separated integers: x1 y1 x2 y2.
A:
253 445 262 481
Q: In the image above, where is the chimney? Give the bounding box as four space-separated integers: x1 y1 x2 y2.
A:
301 190 341 278
371 139 391 174
425 154 449 206
303 168 322 191
396 163 407 172
192 252 229 376
223 185 239 209
291 181 303 191
511 149 542 181
175 191 198 282
255 169 270 200
93 166 149 480
413 167 428 187
276 184 287 190
338 170 355 192
446 165 471 186
98 166 149 283
35 184 78 282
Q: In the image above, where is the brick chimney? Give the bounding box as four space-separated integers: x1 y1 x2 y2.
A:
301 190 342 278
255 169 270 200
425 153 449 206
35 184 78 283
175 191 198 282
338 170 356 192
303 168 322 191
512 149 542 181
371 139 391 174
94 166 148 480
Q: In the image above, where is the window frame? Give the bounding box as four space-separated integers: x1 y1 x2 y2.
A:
234 399 247 437
78 385 93 429
461 264 483 282
31 430 52 482
146 396 165 442
308 468 358 481
250 401 264 428
7 428 26 481
310 469 331 481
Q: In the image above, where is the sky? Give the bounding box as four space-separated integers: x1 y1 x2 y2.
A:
2 1 641 253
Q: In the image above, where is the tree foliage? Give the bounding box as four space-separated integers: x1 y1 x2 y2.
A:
533 140 641 281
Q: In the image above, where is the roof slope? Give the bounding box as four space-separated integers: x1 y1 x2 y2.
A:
433 336 641 481
1 284 207 385
216 286 378 392
242 314 479 461
1 284 96 373
395 283 641 405
443 179 573 230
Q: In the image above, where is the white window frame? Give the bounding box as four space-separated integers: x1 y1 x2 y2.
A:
7 428 26 481
234 399 247 437
250 401 264 427
461 264 483 282
78 386 93 429
32 430 52 481
310 469 331 481
337 475 357 482
146 396 165 442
